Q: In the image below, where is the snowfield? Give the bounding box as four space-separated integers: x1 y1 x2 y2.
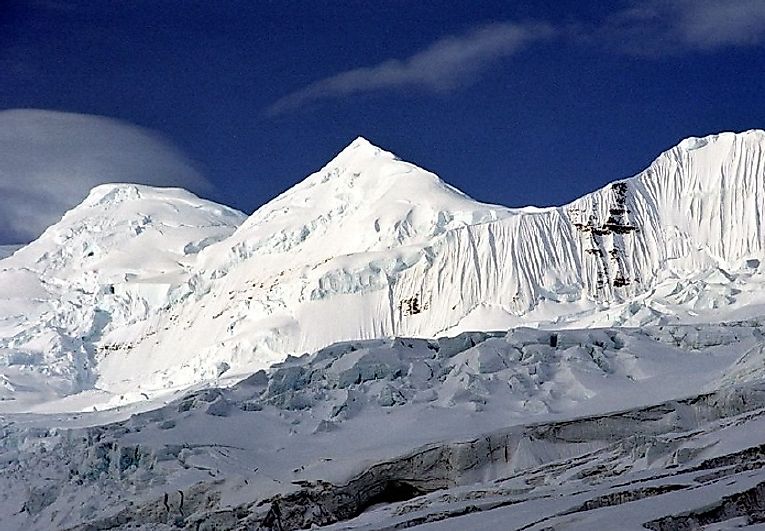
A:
1 131 765 529
2 324 765 529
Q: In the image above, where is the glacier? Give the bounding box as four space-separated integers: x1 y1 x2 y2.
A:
2 324 765 529
1 130 765 530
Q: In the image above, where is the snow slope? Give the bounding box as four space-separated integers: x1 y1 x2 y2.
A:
1 131 765 530
0 184 245 409
95 131 765 404
2 323 765 530
2 131 765 410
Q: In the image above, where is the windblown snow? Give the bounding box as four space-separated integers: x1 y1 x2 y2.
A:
2 130 765 530
0 245 21 260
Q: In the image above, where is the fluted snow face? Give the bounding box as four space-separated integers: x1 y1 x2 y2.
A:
1 131 764 408
101 130 765 400
196 137 509 276
458 130 765 315
634 131 765 271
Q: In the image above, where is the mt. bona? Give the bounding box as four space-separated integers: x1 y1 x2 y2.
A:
1 130 764 412
3 131 765 530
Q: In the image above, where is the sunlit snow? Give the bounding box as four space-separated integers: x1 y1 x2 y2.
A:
1 131 765 530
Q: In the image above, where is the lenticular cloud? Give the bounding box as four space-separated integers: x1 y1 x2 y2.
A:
0 109 209 243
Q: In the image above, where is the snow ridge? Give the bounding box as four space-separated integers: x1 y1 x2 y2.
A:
1 131 765 408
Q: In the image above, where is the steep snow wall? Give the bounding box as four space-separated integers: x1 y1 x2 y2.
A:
99 131 765 397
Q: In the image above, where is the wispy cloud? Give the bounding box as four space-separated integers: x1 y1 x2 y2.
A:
604 0 765 55
0 109 210 243
269 3 765 115
267 22 555 115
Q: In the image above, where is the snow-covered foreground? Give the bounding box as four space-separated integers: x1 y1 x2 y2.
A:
2 130 765 529
1 323 765 529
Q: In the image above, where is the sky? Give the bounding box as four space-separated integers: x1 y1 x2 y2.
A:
1 0 764 243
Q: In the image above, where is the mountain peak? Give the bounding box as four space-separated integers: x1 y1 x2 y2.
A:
673 129 764 153
81 182 201 209
82 182 144 207
205 135 507 277
7 182 245 278
345 135 382 153
327 136 394 168
348 135 376 149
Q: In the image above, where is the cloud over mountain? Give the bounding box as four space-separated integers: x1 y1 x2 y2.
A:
0 109 210 243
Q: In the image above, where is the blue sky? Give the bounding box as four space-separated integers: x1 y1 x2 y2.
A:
1 0 764 243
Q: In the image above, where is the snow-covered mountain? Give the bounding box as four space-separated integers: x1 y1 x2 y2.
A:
0 184 245 410
2 130 765 530
2 131 765 410
92 130 765 406
0 108 211 243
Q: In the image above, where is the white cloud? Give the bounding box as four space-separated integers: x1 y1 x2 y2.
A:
675 0 765 48
0 109 210 243
267 22 554 115
606 0 765 55
268 5 765 114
